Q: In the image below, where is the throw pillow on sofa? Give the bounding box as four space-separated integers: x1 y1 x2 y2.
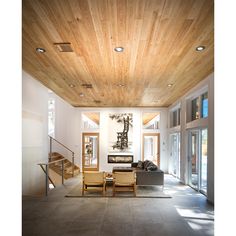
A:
144 160 158 171
143 160 151 170
147 164 157 171
137 160 144 169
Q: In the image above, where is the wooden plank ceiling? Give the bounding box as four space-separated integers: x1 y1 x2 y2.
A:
22 0 214 107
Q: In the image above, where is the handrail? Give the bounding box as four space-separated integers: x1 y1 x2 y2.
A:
48 135 74 154
38 158 66 196
48 135 75 177
39 165 56 188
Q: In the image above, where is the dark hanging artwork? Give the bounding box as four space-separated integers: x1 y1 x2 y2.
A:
108 113 133 152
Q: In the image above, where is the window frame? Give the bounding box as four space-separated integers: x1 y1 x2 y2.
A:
188 90 208 123
170 106 181 128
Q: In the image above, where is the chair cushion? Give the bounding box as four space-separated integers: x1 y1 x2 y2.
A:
83 171 105 184
113 172 136 186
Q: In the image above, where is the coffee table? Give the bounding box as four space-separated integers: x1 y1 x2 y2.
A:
105 173 113 190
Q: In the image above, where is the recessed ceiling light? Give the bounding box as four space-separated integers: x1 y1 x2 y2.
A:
69 84 75 88
114 47 124 52
36 47 46 53
79 93 84 97
167 83 173 87
196 46 205 51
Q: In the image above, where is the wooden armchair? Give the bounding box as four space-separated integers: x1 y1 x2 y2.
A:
112 171 136 196
82 171 106 196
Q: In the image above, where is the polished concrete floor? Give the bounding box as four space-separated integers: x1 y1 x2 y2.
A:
22 174 214 236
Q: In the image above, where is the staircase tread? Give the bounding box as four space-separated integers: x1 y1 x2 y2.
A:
48 152 80 180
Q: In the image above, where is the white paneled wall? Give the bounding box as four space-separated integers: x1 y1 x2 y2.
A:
22 71 48 195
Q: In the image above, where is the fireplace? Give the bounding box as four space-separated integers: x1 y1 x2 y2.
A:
108 155 133 163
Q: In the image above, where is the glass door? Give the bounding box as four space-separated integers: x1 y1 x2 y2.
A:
200 129 208 193
188 129 208 194
189 130 199 189
143 133 160 167
170 133 180 178
82 133 99 171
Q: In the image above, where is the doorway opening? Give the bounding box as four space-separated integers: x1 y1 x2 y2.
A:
82 133 99 171
142 133 160 167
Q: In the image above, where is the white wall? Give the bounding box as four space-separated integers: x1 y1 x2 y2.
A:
168 73 214 203
22 71 48 195
74 108 168 173
49 93 76 161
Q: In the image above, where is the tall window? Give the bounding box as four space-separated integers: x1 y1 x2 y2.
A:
173 110 178 127
142 113 160 130
191 97 200 120
170 133 180 178
177 108 181 125
48 99 55 137
201 129 208 193
171 107 180 127
190 91 208 121
201 92 208 118
82 112 100 129
189 128 208 195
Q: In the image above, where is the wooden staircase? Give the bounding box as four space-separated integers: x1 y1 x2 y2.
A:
49 152 80 179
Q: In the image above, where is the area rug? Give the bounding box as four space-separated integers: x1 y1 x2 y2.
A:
65 185 171 198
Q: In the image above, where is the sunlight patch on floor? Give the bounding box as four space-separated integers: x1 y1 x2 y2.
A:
187 219 214 235
187 221 203 230
175 207 214 219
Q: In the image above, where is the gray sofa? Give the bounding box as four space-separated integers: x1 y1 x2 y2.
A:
131 162 164 187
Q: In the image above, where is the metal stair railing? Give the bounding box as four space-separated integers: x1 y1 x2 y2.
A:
38 158 66 196
48 135 75 177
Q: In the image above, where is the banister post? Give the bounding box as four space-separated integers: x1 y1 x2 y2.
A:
72 152 75 177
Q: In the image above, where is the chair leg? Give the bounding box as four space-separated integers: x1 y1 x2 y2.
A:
103 183 105 196
82 182 84 196
134 184 136 197
113 183 115 197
